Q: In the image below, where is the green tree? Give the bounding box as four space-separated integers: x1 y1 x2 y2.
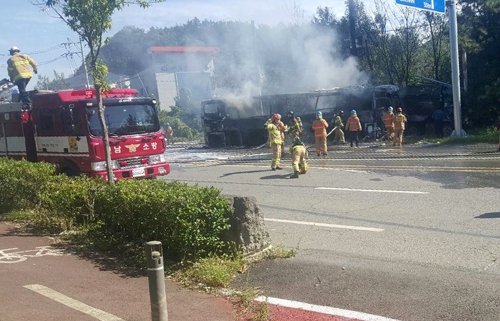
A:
35 0 164 183
35 71 72 91
458 0 500 126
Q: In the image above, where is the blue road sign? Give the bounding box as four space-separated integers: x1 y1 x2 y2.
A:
396 0 446 13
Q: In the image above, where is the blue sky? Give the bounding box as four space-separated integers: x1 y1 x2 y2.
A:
0 0 346 84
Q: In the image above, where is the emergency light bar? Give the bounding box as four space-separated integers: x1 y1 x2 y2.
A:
70 88 139 98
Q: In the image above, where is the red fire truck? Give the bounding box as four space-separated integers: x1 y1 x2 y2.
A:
0 88 170 180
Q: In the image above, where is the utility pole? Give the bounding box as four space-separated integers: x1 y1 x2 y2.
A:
80 38 90 89
447 0 466 137
348 0 357 57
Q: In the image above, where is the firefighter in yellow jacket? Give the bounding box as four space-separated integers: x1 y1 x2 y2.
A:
382 106 395 142
345 109 362 147
290 137 309 179
267 114 284 170
332 110 346 144
394 107 407 146
164 123 174 144
265 113 286 153
286 111 303 138
312 111 329 156
7 46 37 108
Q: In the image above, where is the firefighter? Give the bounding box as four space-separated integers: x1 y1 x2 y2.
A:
312 111 329 156
164 123 174 144
332 110 345 144
276 113 287 154
382 106 396 143
286 111 303 138
345 109 362 147
267 113 284 170
7 46 37 109
394 107 407 146
290 137 309 179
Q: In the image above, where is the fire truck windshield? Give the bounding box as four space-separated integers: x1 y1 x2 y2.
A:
87 104 160 136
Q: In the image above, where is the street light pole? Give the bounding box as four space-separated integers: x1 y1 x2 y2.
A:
447 0 466 137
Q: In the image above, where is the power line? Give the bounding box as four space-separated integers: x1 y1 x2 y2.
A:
28 43 73 56
37 53 78 66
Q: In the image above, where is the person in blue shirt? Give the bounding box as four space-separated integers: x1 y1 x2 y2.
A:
432 107 445 138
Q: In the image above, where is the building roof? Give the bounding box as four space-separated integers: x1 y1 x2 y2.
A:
147 46 220 54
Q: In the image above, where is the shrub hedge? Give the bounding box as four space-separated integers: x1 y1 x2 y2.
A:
0 158 235 263
0 158 58 213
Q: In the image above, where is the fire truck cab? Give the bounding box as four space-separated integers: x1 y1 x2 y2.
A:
0 88 170 180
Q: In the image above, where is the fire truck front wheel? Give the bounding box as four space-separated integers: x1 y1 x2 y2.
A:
60 161 81 178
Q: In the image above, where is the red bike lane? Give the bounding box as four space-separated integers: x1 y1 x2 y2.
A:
1 221 404 321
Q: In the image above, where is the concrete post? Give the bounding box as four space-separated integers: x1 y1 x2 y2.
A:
146 241 168 321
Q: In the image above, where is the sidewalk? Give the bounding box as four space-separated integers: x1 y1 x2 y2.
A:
0 221 238 321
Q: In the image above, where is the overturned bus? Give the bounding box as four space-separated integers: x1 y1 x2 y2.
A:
201 85 401 148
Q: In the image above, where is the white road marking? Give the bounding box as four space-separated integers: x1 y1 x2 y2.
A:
264 218 384 232
24 284 124 321
316 187 428 194
255 296 403 321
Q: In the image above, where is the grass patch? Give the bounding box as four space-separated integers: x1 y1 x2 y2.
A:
230 288 271 321
265 245 296 259
405 127 499 146
171 245 296 320
0 209 35 222
252 245 297 261
175 256 246 289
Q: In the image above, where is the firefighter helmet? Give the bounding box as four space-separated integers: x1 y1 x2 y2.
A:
272 113 280 121
9 46 20 54
351 109 357 115
388 106 393 112
288 111 294 117
316 111 322 117
292 137 303 145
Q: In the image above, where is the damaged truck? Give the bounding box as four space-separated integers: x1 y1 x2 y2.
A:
201 85 401 148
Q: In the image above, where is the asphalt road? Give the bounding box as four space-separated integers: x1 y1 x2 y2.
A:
164 142 500 321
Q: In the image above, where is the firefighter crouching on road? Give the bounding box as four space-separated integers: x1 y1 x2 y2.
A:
332 110 346 144
290 137 309 179
394 107 407 146
7 46 37 109
345 109 362 147
267 113 284 170
382 106 395 142
312 111 329 156
286 111 303 138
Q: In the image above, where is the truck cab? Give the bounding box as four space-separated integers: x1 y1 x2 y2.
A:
0 88 171 180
